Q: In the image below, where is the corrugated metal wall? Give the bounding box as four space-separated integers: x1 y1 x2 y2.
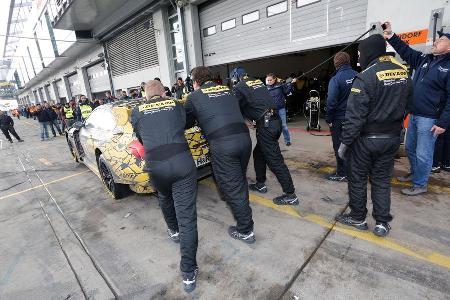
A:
106 17 159 77
199 0 368 66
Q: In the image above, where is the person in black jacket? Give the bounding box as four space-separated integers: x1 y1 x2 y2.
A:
44 103 62 137
335 34 412 237
131 80 199 293
185 66 255 244
35 104 51 141
265 73 296 146
384 22 450 195
0 111 23 143
231 67 298 206
325 52 358 181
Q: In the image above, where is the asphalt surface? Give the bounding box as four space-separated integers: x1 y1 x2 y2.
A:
0 117 449 300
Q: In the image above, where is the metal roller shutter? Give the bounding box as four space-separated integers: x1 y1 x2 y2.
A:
56 79 67 99
106 17 159 77
68 73 82 97
87 62 110 93
47 84 56 102
199 0 368 66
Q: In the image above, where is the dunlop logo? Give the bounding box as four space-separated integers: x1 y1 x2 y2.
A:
351 88 361 93
376 69 408 80
139 100 176 111
246 79 264 87
201 85 230 93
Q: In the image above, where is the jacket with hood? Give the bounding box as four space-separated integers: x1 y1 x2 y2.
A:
326 64 358 124
341 34 412 145
387 33 450 128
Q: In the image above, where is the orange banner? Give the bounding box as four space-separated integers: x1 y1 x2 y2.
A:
398 29 429 45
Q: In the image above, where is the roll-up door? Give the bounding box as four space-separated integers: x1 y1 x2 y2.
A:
47 84 56 102
67 73 82 97
56 79 67 99
106 17 159 77
199 0 368 66
87 62 110 93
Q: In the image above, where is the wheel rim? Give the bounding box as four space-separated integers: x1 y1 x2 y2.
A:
99 161 115 194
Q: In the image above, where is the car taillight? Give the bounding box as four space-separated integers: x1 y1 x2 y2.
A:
129 140 145 159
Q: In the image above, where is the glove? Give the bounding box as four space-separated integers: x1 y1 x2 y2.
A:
338 143 348 160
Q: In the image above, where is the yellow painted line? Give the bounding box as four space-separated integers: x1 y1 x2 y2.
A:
0 170 90 201
201 179 450 270
38 158 53 166
285 159 450 195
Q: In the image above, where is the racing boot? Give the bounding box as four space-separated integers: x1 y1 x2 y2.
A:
228 226 255 244
273 193 299 205
373 222 391 237
167 228 180 243
249 182 267 194
182 267 199 293
335 213 368 230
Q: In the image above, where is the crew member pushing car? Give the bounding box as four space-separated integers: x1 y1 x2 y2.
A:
131 80 199 293
231 67 298 205
185 66 255 244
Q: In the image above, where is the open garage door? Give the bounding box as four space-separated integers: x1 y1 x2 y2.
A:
87 62 110 98
199 0 368 66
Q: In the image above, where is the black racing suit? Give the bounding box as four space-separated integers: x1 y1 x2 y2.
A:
131 96 198 273
185 81 253 234
0 114 21 142
341 55 412 223
233 77 295 195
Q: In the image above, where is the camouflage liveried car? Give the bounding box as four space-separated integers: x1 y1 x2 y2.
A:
66 99 211 199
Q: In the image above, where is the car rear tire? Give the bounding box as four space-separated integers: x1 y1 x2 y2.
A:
98 154 128 199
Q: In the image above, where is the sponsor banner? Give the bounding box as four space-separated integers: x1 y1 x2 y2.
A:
398 29 428 45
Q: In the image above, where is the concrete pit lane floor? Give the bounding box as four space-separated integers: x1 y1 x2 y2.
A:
0 118 449 299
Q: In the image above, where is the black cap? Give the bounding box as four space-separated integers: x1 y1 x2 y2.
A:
358 34 387 69
437 29 450 40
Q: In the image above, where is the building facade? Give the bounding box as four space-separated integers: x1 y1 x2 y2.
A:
10 0 450 105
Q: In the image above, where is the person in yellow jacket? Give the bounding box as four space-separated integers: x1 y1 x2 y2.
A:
76 95 93 121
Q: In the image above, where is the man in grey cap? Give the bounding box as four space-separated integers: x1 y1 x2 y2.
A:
384 22 450 196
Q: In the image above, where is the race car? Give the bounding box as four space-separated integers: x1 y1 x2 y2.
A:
66 98 211 199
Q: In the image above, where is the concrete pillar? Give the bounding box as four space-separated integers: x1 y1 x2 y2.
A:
63 76 72 100
51 81 60 103
153 8 175 87
44 85 51 103
183 4 204 70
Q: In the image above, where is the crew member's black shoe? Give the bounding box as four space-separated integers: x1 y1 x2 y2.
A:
442 165 450 172
431 166 441 173
182 267 198 293
326 173 347 182
249 182 267 194
335 213 368 230
273 193 299 205
18 139 24 142
228 226 255 244
167 228 180 243
373 222 391 237
8 140 13 143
